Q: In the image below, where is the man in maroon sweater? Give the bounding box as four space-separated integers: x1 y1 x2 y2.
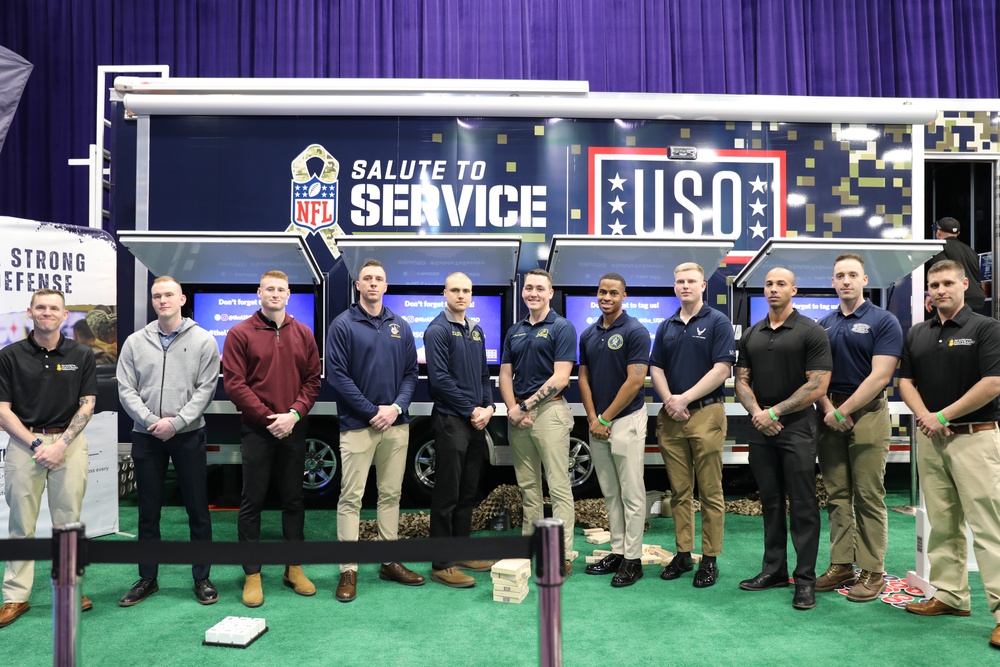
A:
222 270 321 608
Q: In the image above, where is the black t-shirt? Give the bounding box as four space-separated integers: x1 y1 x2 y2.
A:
899 305 1000 423
736 309 832 421
0 333 98 429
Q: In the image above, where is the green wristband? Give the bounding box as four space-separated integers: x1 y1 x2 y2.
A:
597 414 611 427
833 409 846 422
936 411 949 427
290 408 301 422
768 407 779 421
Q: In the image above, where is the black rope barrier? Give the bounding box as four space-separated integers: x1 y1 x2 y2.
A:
0 534 532 566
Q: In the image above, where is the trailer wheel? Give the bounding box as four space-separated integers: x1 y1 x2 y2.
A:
302 436 340 494
568 432 600 499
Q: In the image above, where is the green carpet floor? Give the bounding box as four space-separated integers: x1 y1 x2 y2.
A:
3 492 996 666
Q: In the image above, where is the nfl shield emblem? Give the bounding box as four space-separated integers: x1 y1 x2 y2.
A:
291 144 340 234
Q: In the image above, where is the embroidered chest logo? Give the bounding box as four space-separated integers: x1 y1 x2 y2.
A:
608 334 624 350
949 338 975 346
56 363 78 371
535 328 550 339
693 326 707 340
389 323 401 338
472 330 483 342
851 323 871 334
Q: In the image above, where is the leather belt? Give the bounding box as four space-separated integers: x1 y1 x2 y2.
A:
949 422 998 435
688 396 723 411
515 396 565 404
30 426 66 434
829 390 885 404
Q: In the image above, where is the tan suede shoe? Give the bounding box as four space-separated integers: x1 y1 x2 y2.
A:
283 566 316 596
242 573 264 608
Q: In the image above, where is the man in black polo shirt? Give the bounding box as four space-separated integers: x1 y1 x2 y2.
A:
734 267 831 611
0 289 97 627
579 272 650 588
501 268 577 573
651 262 736 588
425 272 495 588
899 260 1000 650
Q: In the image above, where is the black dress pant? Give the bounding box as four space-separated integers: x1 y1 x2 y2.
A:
237 420 308 575
429 410 486 570
747 413 820 585
132 428 213 581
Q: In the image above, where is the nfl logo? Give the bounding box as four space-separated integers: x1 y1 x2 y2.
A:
291 144 340 234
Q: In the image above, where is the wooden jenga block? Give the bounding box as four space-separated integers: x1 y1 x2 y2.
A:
491 558 531 576
591 549 612 557
582 527 605 536
585 532 611 545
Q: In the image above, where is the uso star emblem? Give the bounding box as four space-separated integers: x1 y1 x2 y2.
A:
389 323 401 338
608 334 624 350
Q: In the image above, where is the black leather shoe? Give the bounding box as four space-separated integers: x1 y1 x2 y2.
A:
660 553 693 580
792 584 816 610
585 553 624 575
194 578 219 605
119 578 158 607
739 571 790 591
693 562 719 588
611 559 644 587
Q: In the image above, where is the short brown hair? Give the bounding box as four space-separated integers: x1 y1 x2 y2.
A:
674 262 705 277
928 259 965 280
360 259 383 270
152 275 182 289
525 268 553 286
261 270 289 283
30 288 65 308
834 253 864 268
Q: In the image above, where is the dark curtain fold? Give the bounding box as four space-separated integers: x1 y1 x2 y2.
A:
1 0 998 227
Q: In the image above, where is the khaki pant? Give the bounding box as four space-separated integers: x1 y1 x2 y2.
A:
817 395 890 571
510 399 576 556
917 427 1000 621
337 424 409 572
4 432 88 603
656 403 726 556
591 409 647 560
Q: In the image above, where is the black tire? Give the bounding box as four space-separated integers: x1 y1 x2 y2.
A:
568 425 600 499
403 431 436 507
302 434 341 496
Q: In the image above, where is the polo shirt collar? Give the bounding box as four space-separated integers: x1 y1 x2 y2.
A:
763 308 802 331
351 302 391 323
668 303 709 324
597 311 631 330
837 299 871 319
28 331 66 354
930 304 972 329
520 309 558 327
444 308 471 331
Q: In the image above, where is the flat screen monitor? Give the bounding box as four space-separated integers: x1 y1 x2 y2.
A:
564 294 680 351
192 291 317 355
382 293 503 366
748 294 841 325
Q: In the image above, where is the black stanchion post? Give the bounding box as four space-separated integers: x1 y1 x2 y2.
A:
52 522 86 667
532 518 564 667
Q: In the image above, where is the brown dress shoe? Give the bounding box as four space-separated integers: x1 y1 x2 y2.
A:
564 560 573 576
379 562 426 586
242 573 264 608
283 566 316 596
990 624 1000 649
0 602 30 627
81 595 93 612
905 597 971 616
336 571 357 602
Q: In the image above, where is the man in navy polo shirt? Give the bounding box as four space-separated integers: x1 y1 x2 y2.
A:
425 272 495 588
500 268 577 573
579 273 650 587
899 260 1000 650
814 254 902 602
735 267 831 611
650 262 736 588
326 259 424 603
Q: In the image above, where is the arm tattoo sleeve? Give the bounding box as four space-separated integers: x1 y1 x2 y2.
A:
774 369 829 416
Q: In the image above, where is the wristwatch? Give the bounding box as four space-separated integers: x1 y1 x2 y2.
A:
518 401 528 412
30 438 43 452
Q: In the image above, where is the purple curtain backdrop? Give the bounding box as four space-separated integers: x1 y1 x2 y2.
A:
0 0 998 229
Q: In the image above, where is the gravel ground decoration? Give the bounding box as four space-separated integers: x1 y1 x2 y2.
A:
356 477 830 538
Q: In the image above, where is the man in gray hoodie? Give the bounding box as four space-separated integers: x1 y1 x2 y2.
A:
116 275 220 606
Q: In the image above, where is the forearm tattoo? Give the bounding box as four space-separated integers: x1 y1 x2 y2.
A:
774 370 829 416
62 396 96 444
734 367 757 413
526 384 558 410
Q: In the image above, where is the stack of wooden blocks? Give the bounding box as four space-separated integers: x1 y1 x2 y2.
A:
585 541 700 567
492 558 531 604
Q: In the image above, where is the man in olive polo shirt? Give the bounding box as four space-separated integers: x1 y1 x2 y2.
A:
579 272 650 588
899 259 1000 651
0 288 97 627
500 268 577 573
734 267 831 611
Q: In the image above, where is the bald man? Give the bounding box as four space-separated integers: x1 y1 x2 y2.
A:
734 268 832 611
424 272 496 588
